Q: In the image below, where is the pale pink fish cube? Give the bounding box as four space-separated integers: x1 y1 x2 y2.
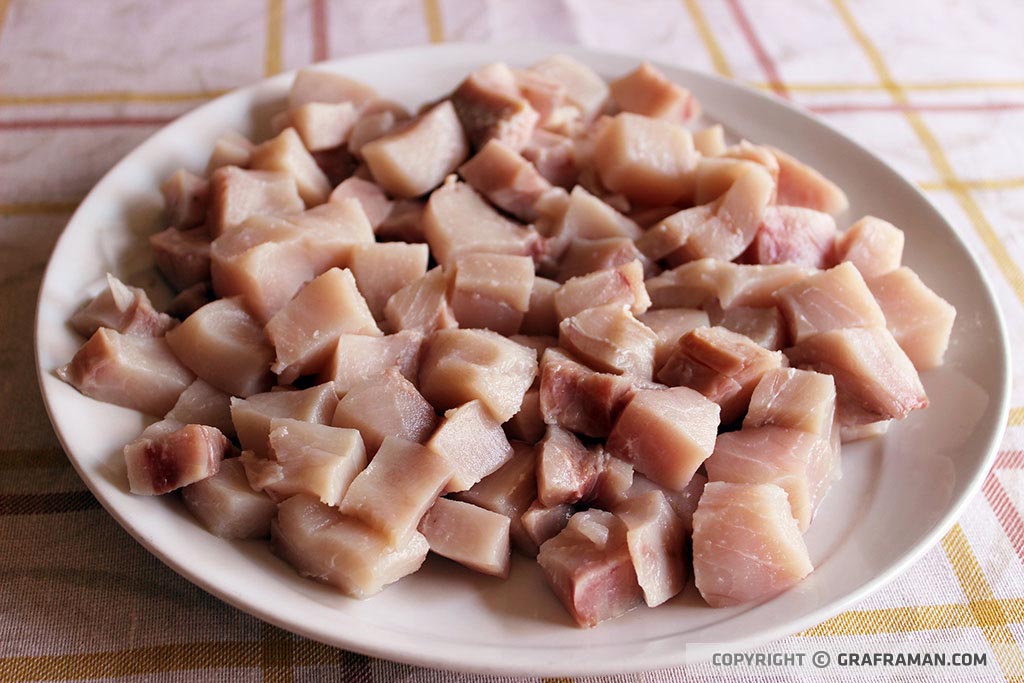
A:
708 304 787 351
458 139 552 221
841 419 892 442
291 101 358 151
182 458 276 538
320 330 424 393
150 226 212 291
332 368 438 456
377 198 426 243
530 55 609 124
209 217 315 323
449 253 535 335
504 387 545 444
422 177 540 269
507 334 559 364
165 298 274 398
166 378 235 439
644 259 730 310
329 177 393 229
557 237 647 284
59 328 194 416
207 167 304 237
722 141 781 189
692 482 813 607
521 129 578 188
774 262 887 345
288 68 378 110
745 367 837 436
285 197 375 273
537 425 605 506
638 308 711 371
554 260 651 321
693 124 726 156
451 62 540 152
348 243 429 322
657 326 785 424
418 498 511 578
717 263 814 309
339 436 453 543
70 273 174 339
635 206 713 263
520 276 560 336
513 68 565 125
693 157 763 206
362 101 469 198
454 441 538 556
606 386 719 491
747 206 837 268
265 268 381 384
546 186 642 262
612 472 707 535
383 266 458 334
539 347 636 438
124 419 227 495
273 493 428 599
261 418 367 506
768 146 848 215
786 327 928 427
160 168 208 229
867 267 955 370
835 216 905 279
609 61 699 123
427 400 514 493
559 304 658 379
348 110 401 158
206 130 256 174
537 509 644 628
230 382 338 458
251 128 332 206
616 490 687 607
593 113 698 205
706 424 840 531
590 454 636 509
521 500 573 550
419 329 537 423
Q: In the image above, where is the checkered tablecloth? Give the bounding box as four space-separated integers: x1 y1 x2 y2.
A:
2 1 1023 681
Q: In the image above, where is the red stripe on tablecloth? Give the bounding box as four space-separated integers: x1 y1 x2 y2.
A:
810 101 1024 114
996 450 1024 469
724 0 789 99
0 117 173 130
983 475 1024 563
311 0 329 62
0 490 100 516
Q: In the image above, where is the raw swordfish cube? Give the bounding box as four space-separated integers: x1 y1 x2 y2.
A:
768 146 849 216
166 378 235 439
450 62 540 152
250 127 332 207
834 216 904 279
537 425 605 506
70 273 175 339
207 167 304 237
383 266 458 335
458 139 553 221
181 457 276 539
347 243 430 322
454 441 538 556
332 368 438 456
867 266 956 370
320 330 424 393
539 348 636 438
616 490 688 607
521 500 574 550
230 382 338 458
553 260 651 321
558 303 658 379
418 498 512 578
150 226 212 291
426 400 515 493
773 262 887 345
260 418 367 506
609 61 699 123
449 253 535 336
124 419 228 495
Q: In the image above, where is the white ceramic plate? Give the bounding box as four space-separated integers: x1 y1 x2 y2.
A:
35 43 1010 676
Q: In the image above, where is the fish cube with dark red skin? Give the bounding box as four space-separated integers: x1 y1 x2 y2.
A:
458 139 552 221
206 131 256 175
449 253 535 335
559 304 658 379
521 500 573 550
70 274 175 339
786 326 928 427
746 206 837 269
329 177 393 229
617 490 688 607
259 418 367 506
450 62 540 152
774 262 887 345
537 425 605 506
230 382 339 458
58 328 194 416
454 441 538 556
166 378 235 439
273 493 428 599
834 216 905 279
657 326 784 424
427 400 514 492
339 436 453 544
124 419 228 495
251 128 332 206
291 101 358 151
161 169 209 229
867 267 956 370
539 348 636 438
638 308 710 372
150 226 213 291
418 329 538 423
182 458 276 538
609 61 700 123
606 386 719 491
362 101 469 198
553 260 651 321
418 498 512 578
768 146 849 216
692 482 813 607
265 268 382 384
320 330 424 393
347 243 430 322
537 509 644 628
332 368 438 457
384 266 458 335
165 297 275 398
207 167 304 237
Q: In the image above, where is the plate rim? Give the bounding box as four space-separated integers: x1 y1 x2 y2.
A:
33 40 1012 676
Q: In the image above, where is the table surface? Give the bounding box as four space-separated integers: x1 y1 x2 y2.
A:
2 0 1024 681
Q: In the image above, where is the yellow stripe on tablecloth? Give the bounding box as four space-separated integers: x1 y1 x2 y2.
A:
0 200 79 215
750 80 1024 92
831 0 1024 309
422 0 445 43
259 623 294 683
0 0 11 42
942 525 1024 680
920 177 1024 193
1009 408 1024 427
0 90 226 106
682 0 734 78
265 0 284 77
799 599 1024 637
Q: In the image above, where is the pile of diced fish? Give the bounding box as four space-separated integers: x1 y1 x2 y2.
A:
58 55 956 627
